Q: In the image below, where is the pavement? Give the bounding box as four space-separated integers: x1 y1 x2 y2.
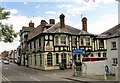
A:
61 70 119 83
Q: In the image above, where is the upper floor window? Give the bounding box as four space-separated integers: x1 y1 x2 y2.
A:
34 40 36 48
111 41 117 49
112 58 118 66
39 38 41 47
86 37 90 46
72 36 77 46
61 36 66 45
99 40 104 48
55 36 59 45
81 37 84 45
30 43 32 49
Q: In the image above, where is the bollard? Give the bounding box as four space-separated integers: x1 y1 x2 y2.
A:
115 65 118 81
104 71 107 80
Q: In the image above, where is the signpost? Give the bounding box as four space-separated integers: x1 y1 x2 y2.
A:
73 49 85 55
72 49 85 76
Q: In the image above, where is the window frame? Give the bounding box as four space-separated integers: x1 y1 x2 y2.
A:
60 35 66 45
47 53 52 66
86 37 90 46
72 36 77 46
111 41 117 50
112 58 118 66
55 36 59 45
56 53 59 64
99 40 104 48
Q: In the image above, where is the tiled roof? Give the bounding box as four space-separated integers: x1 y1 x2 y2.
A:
21 26 34 33
28 25 43 40
99 24 120 38
43 22 81 34
79 30 94 35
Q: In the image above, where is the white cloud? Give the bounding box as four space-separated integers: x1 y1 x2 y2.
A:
35 5 40 8
5 9 18 15
23 2 27 5
87 14 118 34
0 14 47 53
46 11 56 15
71 14 118 35
57 4 73 8
0 36 20 53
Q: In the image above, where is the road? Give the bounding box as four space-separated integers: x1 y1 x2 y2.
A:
1 63 81 83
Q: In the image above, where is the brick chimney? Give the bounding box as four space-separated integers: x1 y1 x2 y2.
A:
59 14 65 28
41 20 47 31
49 19 55 24
82 17 87 32
29 20 34 27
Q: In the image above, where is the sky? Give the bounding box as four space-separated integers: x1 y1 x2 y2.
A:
0 0 119 53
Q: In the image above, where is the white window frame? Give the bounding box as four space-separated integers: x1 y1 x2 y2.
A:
72 36 77 46
86 37 90 46
112 58 118 66
55 36 59 45
111 41 117 49
60 35 66 45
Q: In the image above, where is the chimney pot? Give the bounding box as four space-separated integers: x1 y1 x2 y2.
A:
82 17 87 32
49 19 55 24
29 20 34 27
41 20 47 31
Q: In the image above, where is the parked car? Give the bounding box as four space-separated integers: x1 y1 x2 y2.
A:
2 60 9 64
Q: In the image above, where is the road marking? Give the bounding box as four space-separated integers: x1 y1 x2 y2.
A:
30 76 41 81
2 74 12 83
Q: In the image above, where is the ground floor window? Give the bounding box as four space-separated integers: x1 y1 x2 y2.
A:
47 52 52 66
61 53 66 63
98 53 101 57
78 55 80 60
103 52 106 57
73 54 77 60
56 53 59 64
31 55 32 65
34 54 36 65
40 54 42 66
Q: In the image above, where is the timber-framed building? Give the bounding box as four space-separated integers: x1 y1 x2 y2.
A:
19 14 107 70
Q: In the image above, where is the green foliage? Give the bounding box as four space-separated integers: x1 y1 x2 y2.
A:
0 6 17 43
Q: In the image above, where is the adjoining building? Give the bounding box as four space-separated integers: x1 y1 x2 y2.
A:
99 24 120 78
19 14 107 70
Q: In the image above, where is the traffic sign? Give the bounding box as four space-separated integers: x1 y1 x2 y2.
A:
73 49 85 54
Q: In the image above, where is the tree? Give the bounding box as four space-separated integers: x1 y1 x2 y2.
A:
0 6 17 43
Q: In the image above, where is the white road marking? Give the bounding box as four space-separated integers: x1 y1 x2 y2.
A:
23 74 26 75
30 76 41 81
